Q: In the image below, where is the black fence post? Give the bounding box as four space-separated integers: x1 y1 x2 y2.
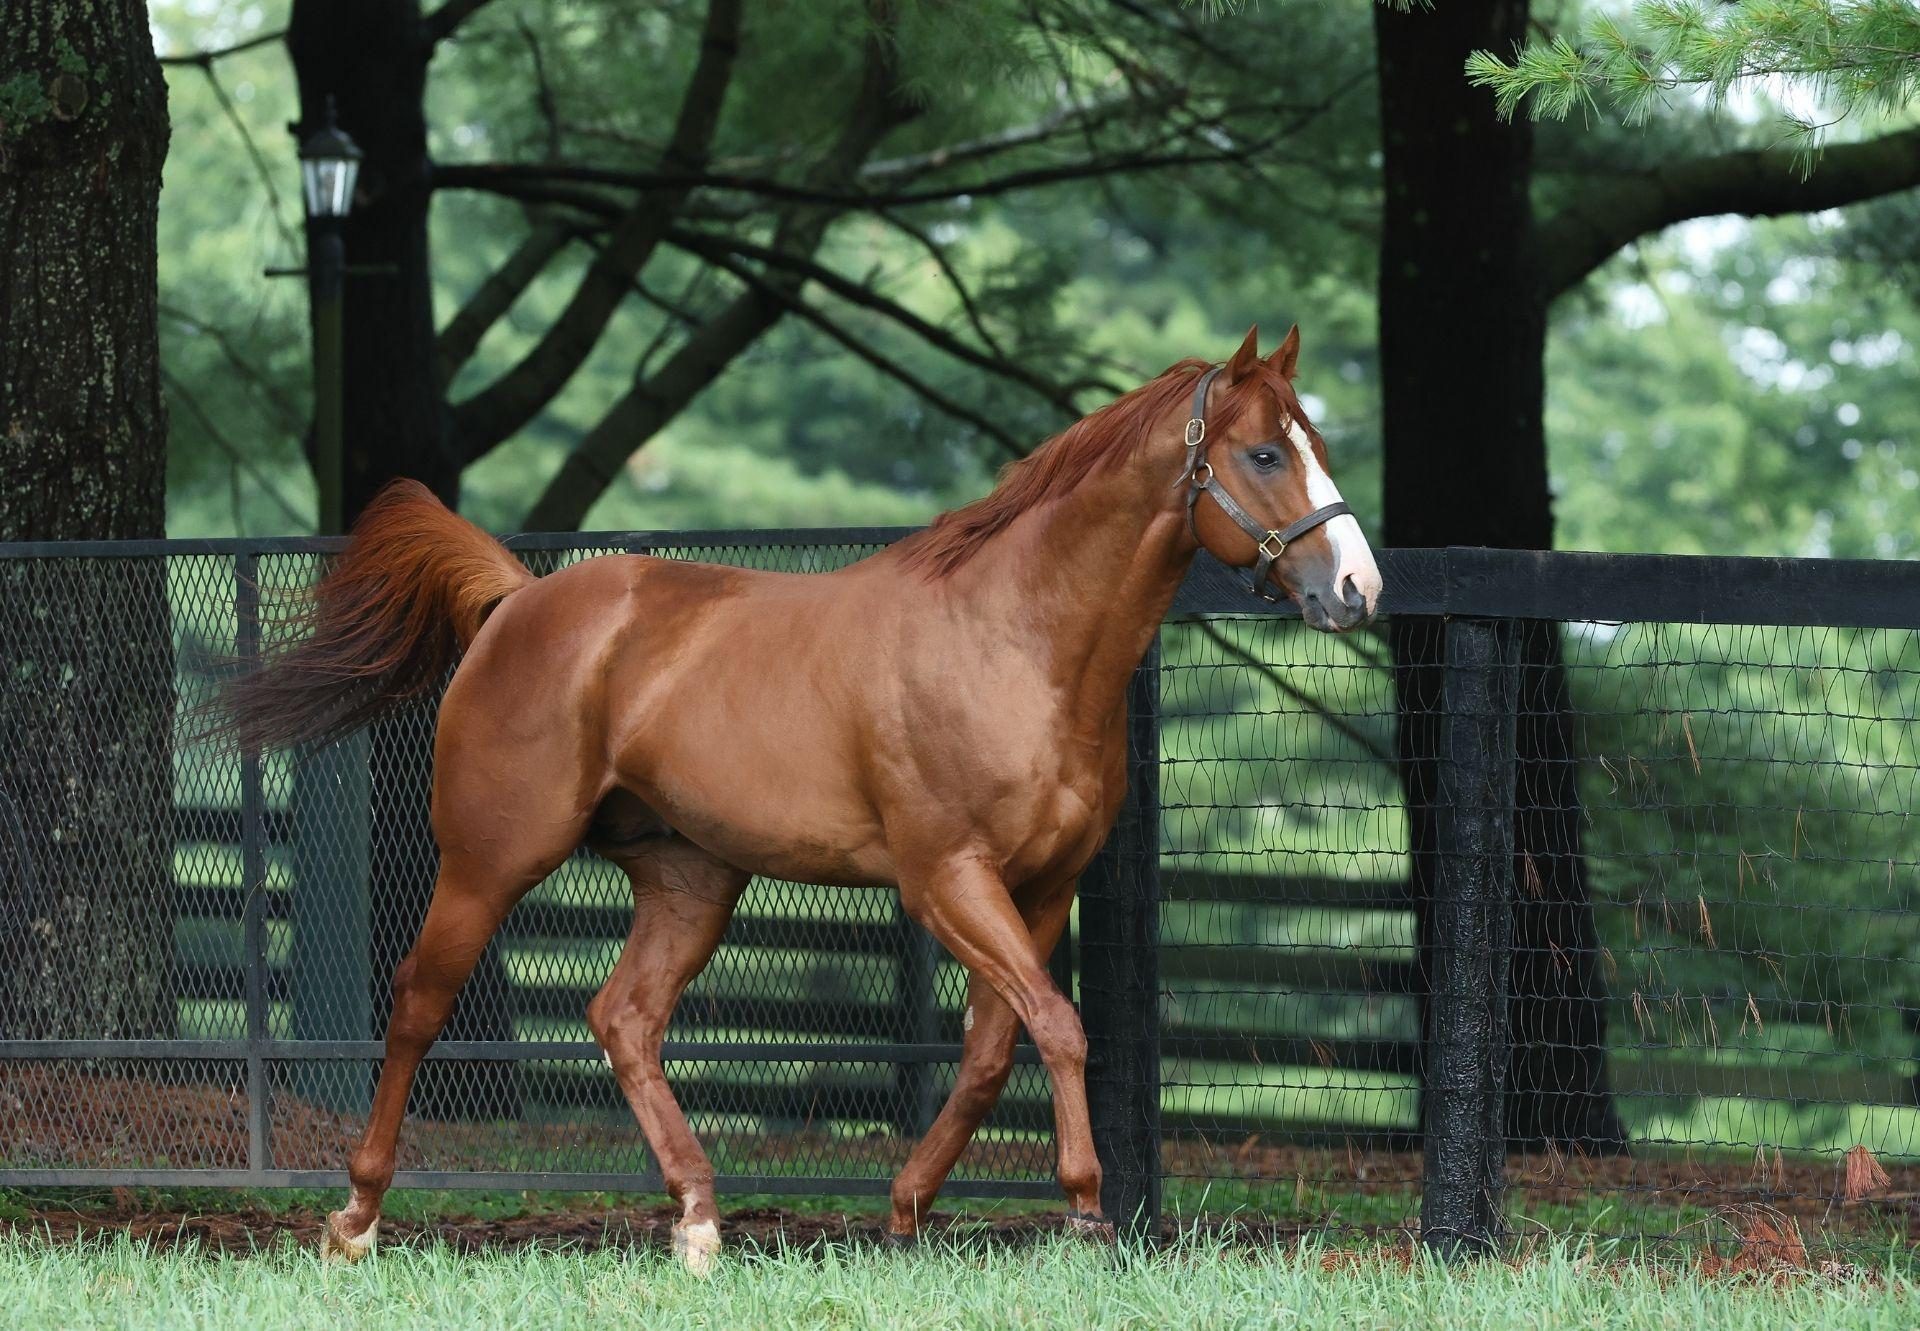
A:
1080 639 1162 1236
1421 616 1518 1259
235 552 270 1179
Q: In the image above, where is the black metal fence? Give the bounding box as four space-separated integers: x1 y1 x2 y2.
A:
4 533 1920 1255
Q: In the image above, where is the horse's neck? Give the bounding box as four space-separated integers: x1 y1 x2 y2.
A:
955 452 1193 720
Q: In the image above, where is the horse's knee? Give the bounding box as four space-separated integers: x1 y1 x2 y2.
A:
951 1042 1017 1118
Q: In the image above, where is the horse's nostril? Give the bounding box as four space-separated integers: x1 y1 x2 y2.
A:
1340 576 1367 612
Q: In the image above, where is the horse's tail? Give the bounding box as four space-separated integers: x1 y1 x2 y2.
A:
216 479 535 753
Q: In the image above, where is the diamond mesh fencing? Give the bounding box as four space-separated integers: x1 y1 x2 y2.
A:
3 536 1919 1256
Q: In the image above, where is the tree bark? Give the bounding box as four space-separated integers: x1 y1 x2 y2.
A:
287 0 458 518
1374 0 1627 1153
287 0 515 1119
0 0 174 1040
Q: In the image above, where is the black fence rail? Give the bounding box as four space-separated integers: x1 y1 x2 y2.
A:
4 532 1920 1257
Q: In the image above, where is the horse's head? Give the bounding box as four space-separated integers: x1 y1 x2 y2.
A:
1180 326 1381 631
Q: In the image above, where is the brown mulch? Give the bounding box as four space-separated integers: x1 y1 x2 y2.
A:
8 1065 1920 1250
0 1199 1040 1256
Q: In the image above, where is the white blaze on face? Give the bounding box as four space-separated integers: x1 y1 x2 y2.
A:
1287 419 1382 614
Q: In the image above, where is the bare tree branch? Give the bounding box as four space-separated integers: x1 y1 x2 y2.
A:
1539 125 1920 299
873 208 1009 359
157 28 285 67
859 84 1179 181
421 0 500 47
448 0 744 465
160 366 312 531
516 13 563 161
521 0 921 531
435 217 579 387
435 136 1285 212
196 64 301 255
159 302 307 437
677 246 1030 461
663 227 1085 419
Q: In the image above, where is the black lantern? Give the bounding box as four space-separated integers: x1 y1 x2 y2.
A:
298 98 362 220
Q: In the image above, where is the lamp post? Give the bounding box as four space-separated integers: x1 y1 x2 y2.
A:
288 97 371 1117
297 99 362 535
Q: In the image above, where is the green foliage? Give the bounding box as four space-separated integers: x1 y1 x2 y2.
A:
1549 210 1920 560
1468 0 1920 158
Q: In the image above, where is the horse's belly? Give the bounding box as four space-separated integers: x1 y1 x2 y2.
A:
665 801 896 888
613 726 894 887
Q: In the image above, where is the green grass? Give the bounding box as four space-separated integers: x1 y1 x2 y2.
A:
2 1229 1915 1331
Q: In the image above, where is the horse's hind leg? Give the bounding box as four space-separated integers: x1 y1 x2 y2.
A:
886 876 1074 1239
585 837 749 1275
322 793 589 1258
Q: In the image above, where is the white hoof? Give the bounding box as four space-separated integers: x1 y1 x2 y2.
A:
321 1214 379 1262
673 1220 721 1277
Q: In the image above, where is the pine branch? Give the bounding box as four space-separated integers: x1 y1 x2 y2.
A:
1469 0 1920 150
1538 122 1920 298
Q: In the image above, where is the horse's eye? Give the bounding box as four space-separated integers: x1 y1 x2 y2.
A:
1250 449 1280 469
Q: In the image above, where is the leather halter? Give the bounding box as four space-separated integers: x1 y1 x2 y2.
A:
1181 365 1352 603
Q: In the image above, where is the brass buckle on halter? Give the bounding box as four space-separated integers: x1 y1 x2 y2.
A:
1259 532 1288 560
1184 418 1206 448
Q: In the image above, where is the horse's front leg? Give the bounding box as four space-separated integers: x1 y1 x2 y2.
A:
887 877 1075 1239
897 861 1104 1227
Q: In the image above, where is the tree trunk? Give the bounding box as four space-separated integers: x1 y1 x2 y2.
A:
0 0 174 1040
287 0 458 518
288 1 516 1119
1374 0 1627 1152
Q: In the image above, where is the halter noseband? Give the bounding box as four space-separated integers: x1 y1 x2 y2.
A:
1180 364 1352 603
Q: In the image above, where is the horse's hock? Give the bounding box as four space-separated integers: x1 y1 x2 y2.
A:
4 534 1920 1256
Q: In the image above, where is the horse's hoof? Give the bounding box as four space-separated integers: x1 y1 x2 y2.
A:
1064 1210 1116 1243
883 1226 919 1249
320 1213 378 1262
672 1220 721 1277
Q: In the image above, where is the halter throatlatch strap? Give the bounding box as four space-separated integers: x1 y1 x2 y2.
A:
1182 365 1351 603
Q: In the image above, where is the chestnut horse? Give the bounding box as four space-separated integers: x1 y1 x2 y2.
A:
223 326 1380 1271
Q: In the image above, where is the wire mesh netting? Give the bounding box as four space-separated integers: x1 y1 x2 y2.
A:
4 536 1919 1254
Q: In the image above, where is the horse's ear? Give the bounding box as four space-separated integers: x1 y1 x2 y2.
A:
1224 325 1261 384
1269 324 1301 381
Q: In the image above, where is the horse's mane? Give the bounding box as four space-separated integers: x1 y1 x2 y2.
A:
901 356 1294 577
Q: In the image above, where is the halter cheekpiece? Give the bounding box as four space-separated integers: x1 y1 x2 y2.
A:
1180 364 1352 603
